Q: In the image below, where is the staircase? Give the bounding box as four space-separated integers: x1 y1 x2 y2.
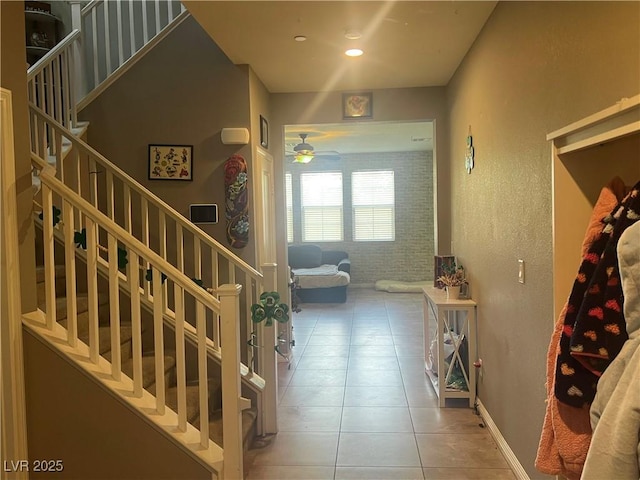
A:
21 1 280 478
32 259 258 463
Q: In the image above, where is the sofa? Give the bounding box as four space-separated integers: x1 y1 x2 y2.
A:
288 245 351 303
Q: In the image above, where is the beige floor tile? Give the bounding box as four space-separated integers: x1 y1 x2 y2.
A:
416 433 510 469
393 335 425 347
403 386 440 408
348 356 399 371
344 386 407 407
297 355 349 370
341 406 413 433
395 343 425 357
317 314 353 322
307 335 352 346
422 467 516 479
278 291 513 476
335 466 424 479
280 386 345 407
349 345 398 357
303 344 351 357
293 318 319 329
352 325 392 336
391 322 424 337
251 432 339 466
352 319 391 329
398 356 427 371
401 369 436 388
313 323 353 336
289 368 347 387
278 367 296 388
410 407 483 434
278 406 343 432
350 335 394 346
346 368 404 387
337 433 421 467
246 465 335 479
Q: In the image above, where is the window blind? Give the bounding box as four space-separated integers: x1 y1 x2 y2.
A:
352 170 395 241
301 171 343 242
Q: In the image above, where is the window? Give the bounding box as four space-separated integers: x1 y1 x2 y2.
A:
300 172 343 242
285 173 293 243
352 170 395 241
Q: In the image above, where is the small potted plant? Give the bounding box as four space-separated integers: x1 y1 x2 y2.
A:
437 262 466 299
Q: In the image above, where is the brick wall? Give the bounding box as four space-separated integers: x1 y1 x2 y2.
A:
286 150 434 284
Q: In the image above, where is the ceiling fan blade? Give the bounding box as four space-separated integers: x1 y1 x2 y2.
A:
313 153 341 161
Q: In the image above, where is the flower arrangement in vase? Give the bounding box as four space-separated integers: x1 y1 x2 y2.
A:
437 262 466 299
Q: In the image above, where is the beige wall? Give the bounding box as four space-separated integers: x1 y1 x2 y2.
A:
446 2 640 477
0 2 37 313
81 17 254 268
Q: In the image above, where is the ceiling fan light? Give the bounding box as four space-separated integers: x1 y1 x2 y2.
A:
345 48 364 57
294 153 314 164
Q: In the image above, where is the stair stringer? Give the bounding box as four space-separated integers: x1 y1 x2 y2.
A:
22 309 223 477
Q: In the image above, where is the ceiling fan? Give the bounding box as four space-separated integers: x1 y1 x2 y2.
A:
286 133 341 164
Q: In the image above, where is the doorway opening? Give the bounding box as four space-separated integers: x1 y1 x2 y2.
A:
283 120 435 287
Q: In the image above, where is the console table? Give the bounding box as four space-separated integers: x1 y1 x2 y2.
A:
422 286 477 407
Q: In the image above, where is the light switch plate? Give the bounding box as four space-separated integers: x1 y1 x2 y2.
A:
518 259 525 284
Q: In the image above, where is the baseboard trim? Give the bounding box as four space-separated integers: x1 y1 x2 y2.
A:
476 398 530 480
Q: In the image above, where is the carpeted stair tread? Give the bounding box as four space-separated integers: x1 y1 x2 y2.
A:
35 264 67 283
121 355 177 389
58 316 133 353
166 386 201 423
37 293 109 322
208 408 258 448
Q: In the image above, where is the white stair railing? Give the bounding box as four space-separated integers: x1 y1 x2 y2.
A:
29 105 267 379
27 30 82 131
72 0 189 111
26 0 281 437
32 154 244 477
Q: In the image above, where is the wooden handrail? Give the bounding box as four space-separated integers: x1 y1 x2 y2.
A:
35 156 221 310
29 105 263 282
27 29 81 79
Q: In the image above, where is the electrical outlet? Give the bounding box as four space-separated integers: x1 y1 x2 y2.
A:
518 259 525 284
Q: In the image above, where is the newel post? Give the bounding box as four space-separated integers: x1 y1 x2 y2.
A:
260 263 279 434
69 1 85 109
218 283 243 480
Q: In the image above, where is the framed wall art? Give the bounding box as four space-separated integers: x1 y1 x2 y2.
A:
148 144 193 181
260 115 269 148
342 92 373 119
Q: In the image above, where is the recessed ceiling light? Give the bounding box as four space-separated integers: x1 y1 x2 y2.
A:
294 35 307 42
344 29 361 40
345 48 364 57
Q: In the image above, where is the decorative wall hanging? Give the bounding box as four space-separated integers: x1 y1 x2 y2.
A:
149 144 193 180
260 115 269 148
342 92 373 119
251 292 290 327
465 126 475 174
224 154 249 248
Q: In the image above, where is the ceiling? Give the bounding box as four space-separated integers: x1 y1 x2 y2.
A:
285 121 433 154
184 1 498 93
184 1 496 154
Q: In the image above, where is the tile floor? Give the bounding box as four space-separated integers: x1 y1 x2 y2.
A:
246 289 516 480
